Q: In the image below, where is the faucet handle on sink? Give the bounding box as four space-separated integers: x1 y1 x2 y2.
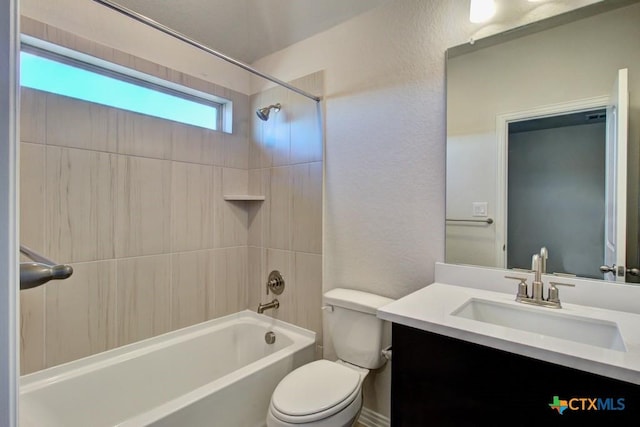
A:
505 275 529 301
548 281 575 306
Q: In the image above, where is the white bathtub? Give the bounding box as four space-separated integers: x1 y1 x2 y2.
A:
20 310 316 427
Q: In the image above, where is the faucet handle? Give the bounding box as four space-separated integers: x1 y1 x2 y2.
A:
505 275 529 300
547 281 575 305
266 270 285 295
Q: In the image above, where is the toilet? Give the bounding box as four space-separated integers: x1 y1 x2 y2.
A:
267 288 393 427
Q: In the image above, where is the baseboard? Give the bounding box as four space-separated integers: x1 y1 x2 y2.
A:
358 407 390 427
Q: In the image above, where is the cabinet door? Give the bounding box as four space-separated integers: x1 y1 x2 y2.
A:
391 323 640 426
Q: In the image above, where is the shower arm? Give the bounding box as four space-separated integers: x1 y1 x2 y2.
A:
19 245 73 290
91 0 322 103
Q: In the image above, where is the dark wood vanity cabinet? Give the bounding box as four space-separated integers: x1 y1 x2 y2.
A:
391 323 640 426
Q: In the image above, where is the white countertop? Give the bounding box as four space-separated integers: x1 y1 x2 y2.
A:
378 282 640 385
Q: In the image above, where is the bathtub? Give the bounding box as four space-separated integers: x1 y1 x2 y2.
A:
20 310 316 427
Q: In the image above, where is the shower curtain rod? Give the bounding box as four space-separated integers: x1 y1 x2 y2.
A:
91 0 321 103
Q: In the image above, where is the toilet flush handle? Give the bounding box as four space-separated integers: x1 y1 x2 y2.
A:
382 346 392 361
321 305 334 312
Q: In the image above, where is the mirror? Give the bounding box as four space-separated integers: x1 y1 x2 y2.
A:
446 2 640 282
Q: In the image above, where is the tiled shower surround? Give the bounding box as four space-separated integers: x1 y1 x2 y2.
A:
19 19 323 374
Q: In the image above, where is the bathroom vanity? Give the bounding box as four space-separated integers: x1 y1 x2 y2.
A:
378 265 640 426
390 323 640 425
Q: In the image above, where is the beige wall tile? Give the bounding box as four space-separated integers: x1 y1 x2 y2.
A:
115 155 171 258
171 251 213 329
46 93 117 153
171 162 214 252
315 345 324 361
171 123 224 166
46 146 116 263
20 143 45 255
290 72 324 164
247 170 264 247
222 167 248 195
20 16 46 39
117 111 173 160
20 287 45 374
292 162 323 254
214 168 248 248
222 208 249 247
247 168 264 195
289 98 323 165
20 88 46 145
210 247 248 318
247 246 264 312
265 166 291 250
230 90 250 131
224 92 250 169
223 132 249 170
45 261 116 367
261 86 291 168
129 56 170 82
293 252 323 345
181 74 218 97
249 93 264 170
117 255 171 346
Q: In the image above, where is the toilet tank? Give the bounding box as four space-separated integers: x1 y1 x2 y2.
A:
323 288 394 369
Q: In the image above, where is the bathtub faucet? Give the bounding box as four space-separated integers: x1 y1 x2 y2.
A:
257 299 280 314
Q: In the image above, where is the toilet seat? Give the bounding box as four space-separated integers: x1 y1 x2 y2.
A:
270 360 363 424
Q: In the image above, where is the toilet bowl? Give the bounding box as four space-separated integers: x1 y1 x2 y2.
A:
267 360 368 427
266 289 393 427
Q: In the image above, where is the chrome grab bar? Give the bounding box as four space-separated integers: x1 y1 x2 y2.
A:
19 245 73 290
446 218 494 224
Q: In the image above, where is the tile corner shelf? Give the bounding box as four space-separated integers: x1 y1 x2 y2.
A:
223 195 266 201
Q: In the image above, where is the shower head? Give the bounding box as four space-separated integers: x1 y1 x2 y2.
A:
256 103 281 121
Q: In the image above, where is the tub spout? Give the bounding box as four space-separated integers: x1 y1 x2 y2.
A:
257 299 279 314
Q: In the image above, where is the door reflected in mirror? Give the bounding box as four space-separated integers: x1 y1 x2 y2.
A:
507 109 607 279
445 2 640 283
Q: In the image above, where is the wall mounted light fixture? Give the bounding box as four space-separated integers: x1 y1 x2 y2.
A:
469 0 497 23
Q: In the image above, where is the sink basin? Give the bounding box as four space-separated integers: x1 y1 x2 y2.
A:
452 298 626 352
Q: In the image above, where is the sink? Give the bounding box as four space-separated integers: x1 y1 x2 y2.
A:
452 298 627 352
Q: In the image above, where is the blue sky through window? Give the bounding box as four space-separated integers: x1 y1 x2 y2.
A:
20 51 218 130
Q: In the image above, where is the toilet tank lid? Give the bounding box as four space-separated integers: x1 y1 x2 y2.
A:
323 288 394 314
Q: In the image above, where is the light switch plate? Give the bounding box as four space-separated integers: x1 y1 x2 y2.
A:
472 202 488 217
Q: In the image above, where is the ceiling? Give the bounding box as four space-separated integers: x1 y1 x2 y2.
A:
114 0 391 64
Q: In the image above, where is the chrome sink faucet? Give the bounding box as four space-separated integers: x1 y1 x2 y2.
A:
539 246 548 274
505 247 574 309
531 253 545 302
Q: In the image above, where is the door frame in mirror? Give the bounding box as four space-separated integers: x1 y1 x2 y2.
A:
495 95 611 269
